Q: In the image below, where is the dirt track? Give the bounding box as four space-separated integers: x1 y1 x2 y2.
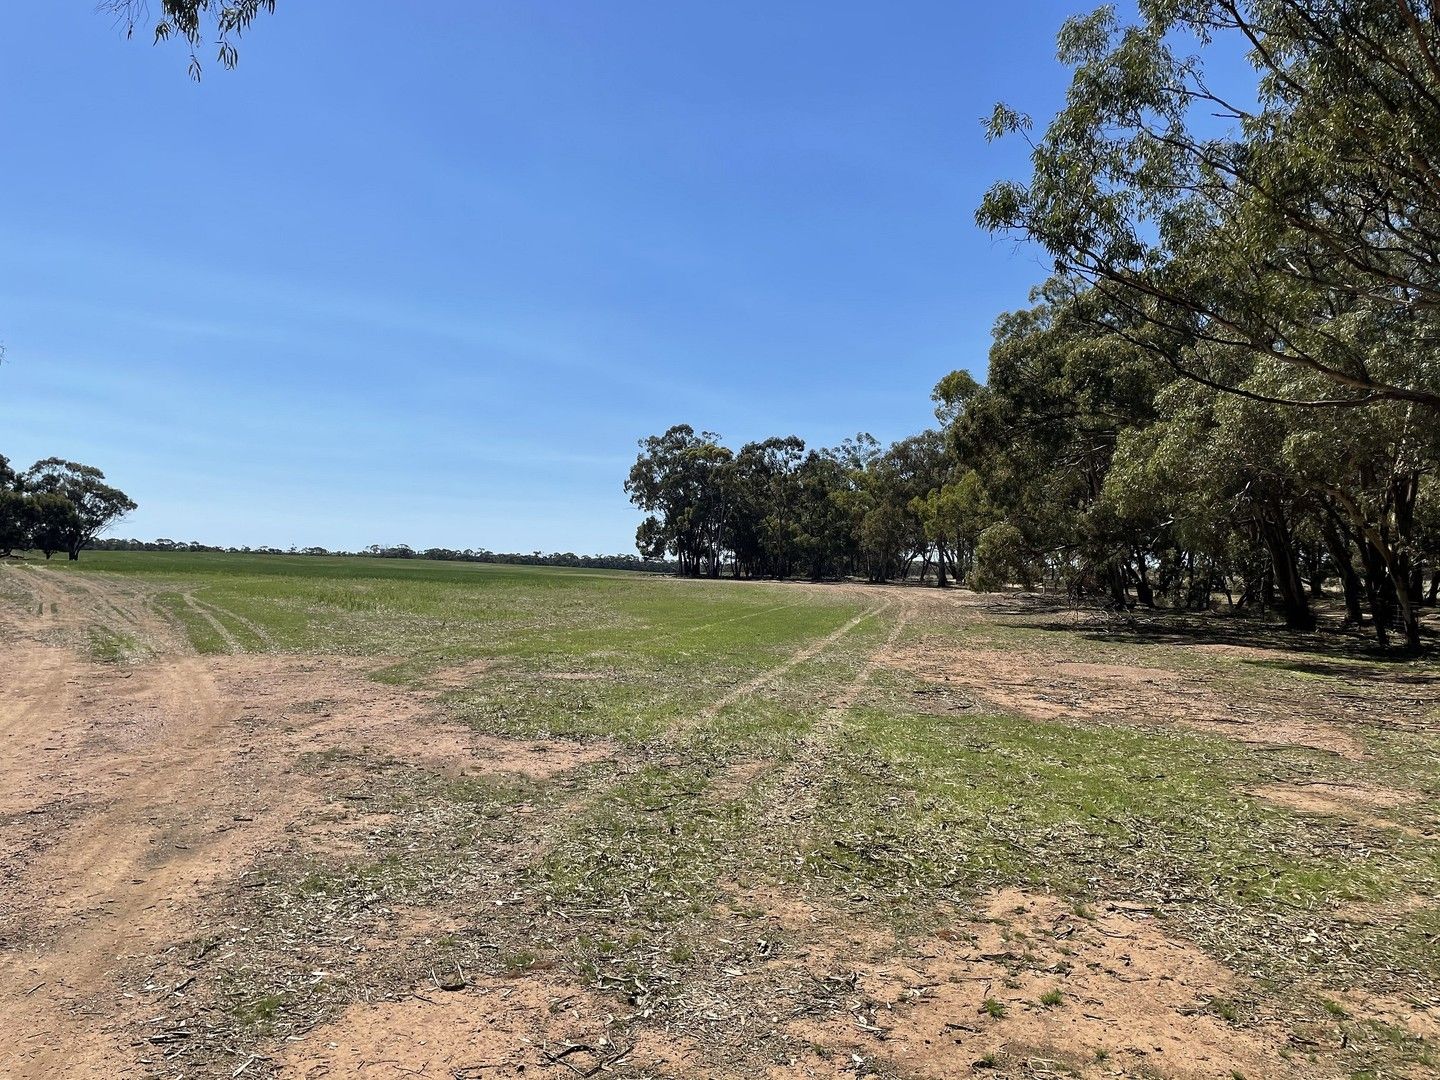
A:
0 568 260 1076
0 567 584 1079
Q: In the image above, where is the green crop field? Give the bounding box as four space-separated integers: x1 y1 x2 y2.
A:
7 553 1440 1079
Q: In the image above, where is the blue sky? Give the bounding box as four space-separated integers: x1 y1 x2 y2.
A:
2 2 1085 553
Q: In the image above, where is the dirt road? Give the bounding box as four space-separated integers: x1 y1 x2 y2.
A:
0 567 267 1076
0 566 612 1079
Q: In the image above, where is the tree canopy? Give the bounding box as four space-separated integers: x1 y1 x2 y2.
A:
625 425 958 585
0 457 137 562
978 0 1440 412
101 0 275 79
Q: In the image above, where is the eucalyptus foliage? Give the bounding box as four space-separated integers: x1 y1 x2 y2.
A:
979 0 1440 411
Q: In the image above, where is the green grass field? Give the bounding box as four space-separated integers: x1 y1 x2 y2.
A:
25 552 1440 1077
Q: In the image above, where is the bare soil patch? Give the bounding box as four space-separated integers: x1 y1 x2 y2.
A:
1253 780 1416 811
1186 642 1297 662
1331 892 1433 927
429 658 500 689
281 975 701 1079
212 654 613 780
886 642 1369 757
0 590 277 1076
717 881 894 951
781 889 1307 1079
1252 781 1426 836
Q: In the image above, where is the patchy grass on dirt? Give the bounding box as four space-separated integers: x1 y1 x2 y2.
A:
4 553 1438 1080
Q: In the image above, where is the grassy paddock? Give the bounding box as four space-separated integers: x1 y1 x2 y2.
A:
31 551 1440 1076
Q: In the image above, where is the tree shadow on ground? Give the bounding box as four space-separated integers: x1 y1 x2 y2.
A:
1239 657 1440 685
993 593 1438 669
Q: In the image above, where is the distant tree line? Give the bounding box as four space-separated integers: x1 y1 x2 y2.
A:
87 537 675 573
629 2 1440 651
626 426 959 585
354 544 673 572
0 456 137 561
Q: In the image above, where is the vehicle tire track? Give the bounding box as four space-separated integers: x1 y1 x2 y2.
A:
746 594 916 827
0 570 75 739
670 598 806 641
187 593 278 650
688 601 887 728
0 564 260 1078
824 597 914 712
181 592 243 653
26 568 189 654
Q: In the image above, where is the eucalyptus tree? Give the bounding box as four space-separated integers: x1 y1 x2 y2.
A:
792 451 856 581
1105 377 1318 627
27 494 82 561
1417 478 1440 606
21 459 137 562
944 284 1171 603
727 436 806 578
826 433 884 474
1272 371 1439 648
0 490 35 558
912 470 990 586
979 1 1440 412
626 425 733 577
972 522 1039 592
0 458 22 556
838 431 949 584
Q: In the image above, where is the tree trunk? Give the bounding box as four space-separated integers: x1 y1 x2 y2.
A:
1359 543 1392 645
1258 508 1314 631
1131 552 1155 608
1320 518 1366 627
1105 558 1129 609
1329 486 1421 651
